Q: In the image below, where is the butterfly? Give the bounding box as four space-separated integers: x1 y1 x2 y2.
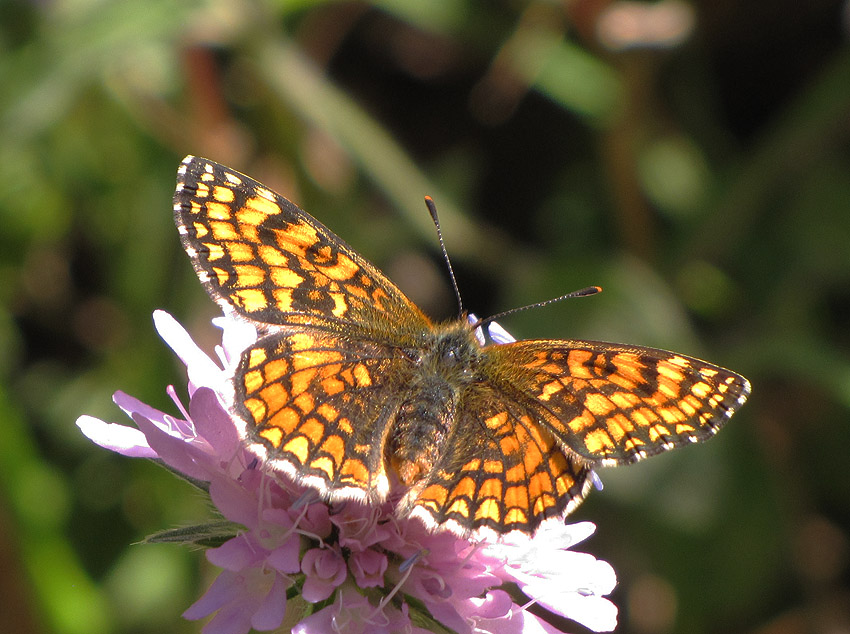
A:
173 155 751 536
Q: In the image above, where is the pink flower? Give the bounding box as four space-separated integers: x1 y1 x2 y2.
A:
181 567 289 634
77 311 618 633
301 547 348 601
349 549 388 588
483 523 618 632
294 587 431 634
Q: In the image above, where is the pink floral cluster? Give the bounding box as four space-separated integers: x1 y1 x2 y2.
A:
77 311 617 634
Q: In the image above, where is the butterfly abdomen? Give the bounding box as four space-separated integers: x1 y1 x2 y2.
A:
387 386 453 485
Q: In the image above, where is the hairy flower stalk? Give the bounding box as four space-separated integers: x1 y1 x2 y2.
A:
77 311 618 634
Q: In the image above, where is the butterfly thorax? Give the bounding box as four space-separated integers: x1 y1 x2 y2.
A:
388 322 483 486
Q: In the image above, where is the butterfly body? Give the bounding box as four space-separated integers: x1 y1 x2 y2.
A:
174 156 751 536
384 321 480 485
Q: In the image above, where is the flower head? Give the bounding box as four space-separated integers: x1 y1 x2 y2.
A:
77 311 618 633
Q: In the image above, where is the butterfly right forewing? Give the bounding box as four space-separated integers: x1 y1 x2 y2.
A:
487 340 751 466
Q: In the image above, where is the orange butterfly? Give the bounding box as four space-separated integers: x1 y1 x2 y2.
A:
174 156 750 535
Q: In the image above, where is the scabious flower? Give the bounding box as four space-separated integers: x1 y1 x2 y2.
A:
77 310 618 634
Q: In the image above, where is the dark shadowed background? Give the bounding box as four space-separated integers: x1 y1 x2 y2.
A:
2 1 850 632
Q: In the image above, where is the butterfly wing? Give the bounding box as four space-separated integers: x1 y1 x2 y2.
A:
404 339 750 534
173 156 430 339
173 156 435 500
232 326 418 500
486 340 751 465
404 385 596 535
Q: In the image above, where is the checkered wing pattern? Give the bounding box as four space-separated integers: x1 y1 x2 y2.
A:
488 340 751 465
234 327 414 500
174 156 430 338
408 390 596 534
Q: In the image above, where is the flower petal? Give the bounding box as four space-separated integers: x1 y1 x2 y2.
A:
207 535 261 571
132 413 212 480
486 320 516 344
212 315 257 368
183 570 238 621
75 415 157 458
153 310 226 392
190 387 240 458
208 473 262 526
301 548 347 602
468 589 512 619
250 571 290 631
112 390 171 427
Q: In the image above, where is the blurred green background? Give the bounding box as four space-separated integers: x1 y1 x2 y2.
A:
2 0 850 632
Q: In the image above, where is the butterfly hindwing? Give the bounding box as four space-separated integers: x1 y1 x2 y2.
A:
405 389 595 534
234 326 419 500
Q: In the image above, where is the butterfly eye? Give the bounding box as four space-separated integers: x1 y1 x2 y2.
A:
442 348 460 366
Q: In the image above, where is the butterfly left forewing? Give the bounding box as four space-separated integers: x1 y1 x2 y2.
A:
486 339 751 466
174 156 430 339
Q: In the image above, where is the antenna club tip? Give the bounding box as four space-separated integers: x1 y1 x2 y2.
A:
424 195 463 313
424 196 438 221
574 285 602 297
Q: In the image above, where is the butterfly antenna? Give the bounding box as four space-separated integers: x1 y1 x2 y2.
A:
476 286 602 329
424 196 464 316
